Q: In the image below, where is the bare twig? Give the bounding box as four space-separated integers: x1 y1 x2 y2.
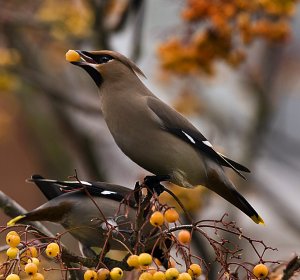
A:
0 191 53 237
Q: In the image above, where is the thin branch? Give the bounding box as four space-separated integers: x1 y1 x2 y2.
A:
0 191 54 237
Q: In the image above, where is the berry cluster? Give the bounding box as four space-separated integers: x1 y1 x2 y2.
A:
150 208 179 226
1 219 272 280
150 207 191 244
1 182 275 279
6 231 21 259
2 230 61 280
81 205 197 280
82 253 200 280
84 267 123 280
83 260 202 280
126 253 201 280
158 0 297 74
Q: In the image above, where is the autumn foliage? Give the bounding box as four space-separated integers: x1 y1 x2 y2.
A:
158 0 297 74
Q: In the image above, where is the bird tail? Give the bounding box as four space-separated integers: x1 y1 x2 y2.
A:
7 215 27 226
7 207 63 226
206 169 264 225
27 175 63 200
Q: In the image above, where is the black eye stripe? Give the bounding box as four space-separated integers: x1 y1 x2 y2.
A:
81 52 113 64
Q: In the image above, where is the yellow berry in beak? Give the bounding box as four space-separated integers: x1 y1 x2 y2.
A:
65 50 80 62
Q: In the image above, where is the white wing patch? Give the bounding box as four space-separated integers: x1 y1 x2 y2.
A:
101 190 117 195
182 130 196 144
80 181 92 186
63 180 92 186
202 140 213 148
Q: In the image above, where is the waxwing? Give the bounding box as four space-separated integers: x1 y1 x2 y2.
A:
66 50 264 224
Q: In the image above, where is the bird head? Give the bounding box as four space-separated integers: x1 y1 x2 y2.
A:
66 50 145 87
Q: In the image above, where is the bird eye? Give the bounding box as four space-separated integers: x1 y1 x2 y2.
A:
79 51 113 65
98 55 113 64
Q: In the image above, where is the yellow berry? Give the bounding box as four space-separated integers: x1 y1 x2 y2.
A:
6 247 19 259
27 257 40 266
177 230 191 244
139 272 153 280
178 273 192 280
45 242 60 257
127 254 140 268
84 270 97 280
138 253 153 266
164 209 179 223
6 274 20 280
31 273 44 280
97 268 110 280
7 231 18 237
150 211 164 227
147 267 157 275
165 268 179 280
252 264 268 279
188 264 202 277
65 50 81 62
26 246 38 257
110 267 123 280
25 262 38 276
153 271 166 280
6 233 20 247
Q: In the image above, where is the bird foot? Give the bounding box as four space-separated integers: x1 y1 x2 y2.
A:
143 175 170 196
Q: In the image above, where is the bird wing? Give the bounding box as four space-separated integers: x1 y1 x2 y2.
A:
28 175 136 206
147 97 250 179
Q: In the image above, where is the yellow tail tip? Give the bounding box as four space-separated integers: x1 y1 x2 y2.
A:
7 215 26 226
251 215 265 225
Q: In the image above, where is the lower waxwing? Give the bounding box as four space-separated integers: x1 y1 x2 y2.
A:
7 175 165 259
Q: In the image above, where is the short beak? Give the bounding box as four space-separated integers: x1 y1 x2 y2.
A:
70 51 103 87
70 50 97 66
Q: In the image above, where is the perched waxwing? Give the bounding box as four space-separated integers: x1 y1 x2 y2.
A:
7 175 159 257
67 50 264 225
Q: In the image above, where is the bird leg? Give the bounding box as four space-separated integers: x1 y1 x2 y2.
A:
143 175 170 196
134 181 142 205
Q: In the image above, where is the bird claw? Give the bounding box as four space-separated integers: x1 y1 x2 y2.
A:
143 175 170 196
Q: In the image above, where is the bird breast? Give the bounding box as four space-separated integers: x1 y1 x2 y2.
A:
101 94 207 188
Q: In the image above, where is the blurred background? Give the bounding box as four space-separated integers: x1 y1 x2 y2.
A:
0 0 300 276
